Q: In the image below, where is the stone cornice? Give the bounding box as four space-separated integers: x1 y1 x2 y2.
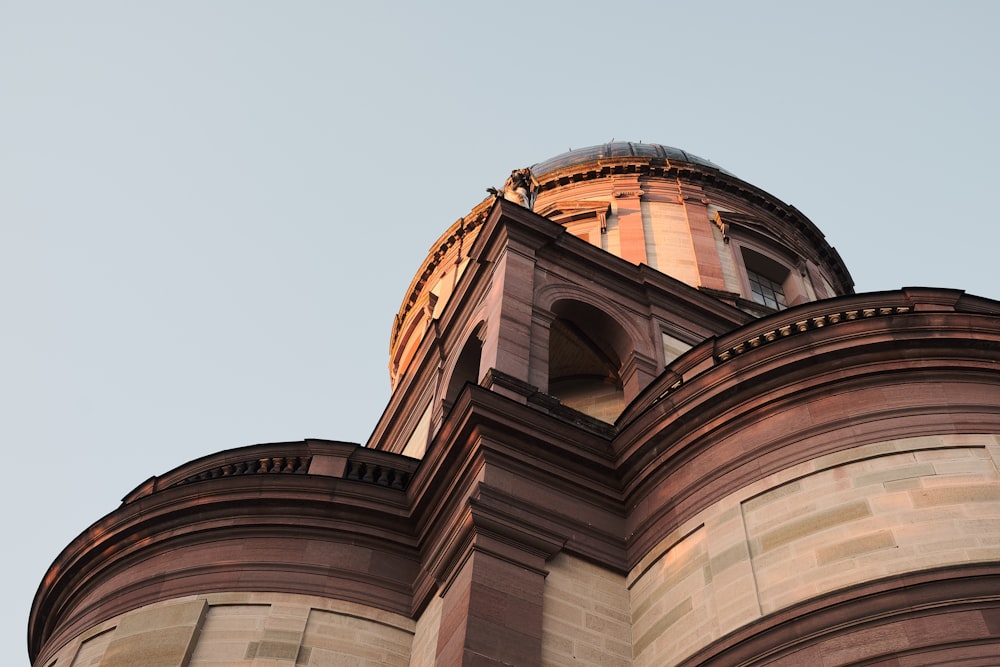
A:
390 198 493 357
29 439 430 657
534 157 854 294
620 288 981 424
614 289 1000 565
673 564 1000 667
534 199 611 230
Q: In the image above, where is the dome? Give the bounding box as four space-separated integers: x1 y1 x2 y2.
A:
531 141 735 179
388 141 853 388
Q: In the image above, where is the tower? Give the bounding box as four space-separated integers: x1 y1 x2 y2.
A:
30 143 1000 666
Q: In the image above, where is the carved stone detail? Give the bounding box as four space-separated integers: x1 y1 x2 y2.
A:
488 167 538 210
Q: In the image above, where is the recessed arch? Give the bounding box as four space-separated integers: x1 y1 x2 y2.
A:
534 283 655 362
443 321 486 407
547 299 631 423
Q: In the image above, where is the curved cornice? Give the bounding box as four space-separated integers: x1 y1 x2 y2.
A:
621 288 999 426
28 440 420 662
616 288 1000 563
674 564 1000 666
389 197 493 354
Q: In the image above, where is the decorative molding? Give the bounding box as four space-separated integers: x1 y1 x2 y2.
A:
613 189 645 198
391 204 491 349
714 305 912 362
169 455 311 489
673 565 1000 667
536 199 611 232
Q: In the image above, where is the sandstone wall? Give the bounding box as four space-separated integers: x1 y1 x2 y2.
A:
541 553 632 667
43 593 413 667
628 433 1000 666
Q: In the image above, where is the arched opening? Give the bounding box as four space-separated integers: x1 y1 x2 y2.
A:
547 301 630 423
444 326 484 408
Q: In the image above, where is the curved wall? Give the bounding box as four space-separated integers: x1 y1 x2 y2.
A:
627 433 1000 666
28 441 421 666
531 151 851 308
37 592 415 667
614 290 1000 664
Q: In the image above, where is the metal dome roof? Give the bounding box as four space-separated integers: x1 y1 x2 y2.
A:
531 141 733 178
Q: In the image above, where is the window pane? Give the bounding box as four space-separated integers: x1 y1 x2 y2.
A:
748 269 787 310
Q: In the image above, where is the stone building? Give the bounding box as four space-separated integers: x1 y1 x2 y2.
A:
30 143 1000 666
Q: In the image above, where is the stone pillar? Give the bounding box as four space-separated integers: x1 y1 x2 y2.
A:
678 189 728 292
477 202 567 399
435 546 546 666
620 351 660 404
434 496 563 666
479 248 536 398
612 178 647 266
528 309 555 393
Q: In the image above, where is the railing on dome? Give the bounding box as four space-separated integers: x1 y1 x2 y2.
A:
714 304 912 362
169 453 415 490
619 288 982 426
342 457 411 490
122 440 421 503
170 455 312 487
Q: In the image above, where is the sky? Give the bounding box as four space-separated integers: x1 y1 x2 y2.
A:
3 2 998 664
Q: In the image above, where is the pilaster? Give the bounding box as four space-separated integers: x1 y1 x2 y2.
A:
476 201 562 395
620 351 660 404
434 492 564 666
678 183 728 291
612 177 647 265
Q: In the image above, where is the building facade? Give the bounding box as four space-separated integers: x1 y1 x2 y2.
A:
30 143 1000 666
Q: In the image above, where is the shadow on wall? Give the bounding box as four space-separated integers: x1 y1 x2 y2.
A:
548 300 630 423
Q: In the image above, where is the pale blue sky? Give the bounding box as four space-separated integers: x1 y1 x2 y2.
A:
4 2 998 664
